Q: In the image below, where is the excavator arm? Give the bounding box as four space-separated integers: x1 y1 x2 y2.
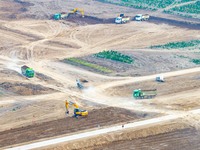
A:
65 100 88 118
68 8 84 17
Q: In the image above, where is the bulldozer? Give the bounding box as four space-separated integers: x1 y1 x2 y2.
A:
65 100 88 118
68 8 84 18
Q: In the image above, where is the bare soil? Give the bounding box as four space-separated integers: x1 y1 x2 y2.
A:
89 128 200 150
0 82 55 95
0 0 200 149
75 51 200 76
106 72 200 97
0 107 157 148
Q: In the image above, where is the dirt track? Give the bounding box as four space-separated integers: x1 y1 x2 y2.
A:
0 0 200 149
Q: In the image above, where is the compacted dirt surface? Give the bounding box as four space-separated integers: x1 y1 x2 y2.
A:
0 0 200 149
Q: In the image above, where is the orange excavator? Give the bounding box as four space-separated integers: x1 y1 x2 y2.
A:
65 100 88 118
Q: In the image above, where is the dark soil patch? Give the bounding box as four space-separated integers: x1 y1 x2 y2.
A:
13 0 34 7
148 16 200 30
0 82 55 95
0 107 157 148
63 15 114 25
0 69 23 78
93 128 200 150
45 41 81 49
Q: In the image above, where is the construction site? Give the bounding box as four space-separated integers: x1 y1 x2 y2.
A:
0 0 200 149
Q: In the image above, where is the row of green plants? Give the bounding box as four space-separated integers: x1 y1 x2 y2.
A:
94 50 134 64
99 0 174 9
163 10 195 19
171 1 200 14
64 58 113 73
191 59 200 65
151 40 200 49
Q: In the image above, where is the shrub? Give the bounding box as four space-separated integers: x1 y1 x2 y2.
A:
94 50 134 64
64 58 113 73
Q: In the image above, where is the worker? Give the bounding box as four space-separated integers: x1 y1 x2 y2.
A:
65 100 69 114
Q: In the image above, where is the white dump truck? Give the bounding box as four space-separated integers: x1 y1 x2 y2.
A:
135 14 150 21
115 14 130 24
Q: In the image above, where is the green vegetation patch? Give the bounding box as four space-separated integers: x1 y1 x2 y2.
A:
151 40 200 49
94 50 134 64
191 59 200 65
98 0 174 10
171 1 200 14
64 58 113 73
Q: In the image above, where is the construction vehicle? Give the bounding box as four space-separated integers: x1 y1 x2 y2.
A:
65 100 88 118
135 14 150 21
133 89 157 99
156 75 164 82
76 79 84 89
21 65 35 78
53 8 84 20
68 8 84 18
53 12 68 20
115 14 130 24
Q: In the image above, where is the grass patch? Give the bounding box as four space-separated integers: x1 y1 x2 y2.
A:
171 1 200 14
64 58 113 73
150 40 200 49
94 50 134 64
191 59 200 65
98 0 174 10
174 55 190 59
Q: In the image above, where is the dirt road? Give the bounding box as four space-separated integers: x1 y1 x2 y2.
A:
0 0 200 149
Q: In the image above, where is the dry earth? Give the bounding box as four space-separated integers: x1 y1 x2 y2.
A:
0 0 200 149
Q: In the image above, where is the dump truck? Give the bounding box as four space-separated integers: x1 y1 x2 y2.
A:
133 89 157 99
76 79 84 89
135 14 150 21
53 12 68 20
156 75 164 82
115 14 130 24
21 65 35 78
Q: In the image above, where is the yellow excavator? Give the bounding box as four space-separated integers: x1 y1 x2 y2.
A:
65 100 88 118
68 8 85 18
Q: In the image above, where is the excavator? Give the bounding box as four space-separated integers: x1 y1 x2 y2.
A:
53 8 84 20
65 100 88 118
68 8 84 18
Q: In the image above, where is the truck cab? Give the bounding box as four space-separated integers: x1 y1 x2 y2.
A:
133 89 142 98
26 68 35 78
135 14 143 21
21 65 35 78
115 17 123 24
135 14 149 21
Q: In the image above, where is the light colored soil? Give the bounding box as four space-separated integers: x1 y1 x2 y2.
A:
0 0 200 149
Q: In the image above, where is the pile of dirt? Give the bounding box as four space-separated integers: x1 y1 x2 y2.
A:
0 107 157 148
0 82 55 95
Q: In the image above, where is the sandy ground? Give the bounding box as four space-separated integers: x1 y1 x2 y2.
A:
0 0 200 149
